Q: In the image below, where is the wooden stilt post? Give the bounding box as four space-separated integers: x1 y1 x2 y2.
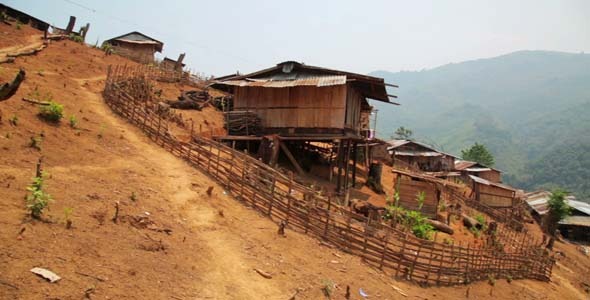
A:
343 139 351 192
336 139 344 194
352 141 357 187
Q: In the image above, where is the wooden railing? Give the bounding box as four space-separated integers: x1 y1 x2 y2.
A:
102 65 554 285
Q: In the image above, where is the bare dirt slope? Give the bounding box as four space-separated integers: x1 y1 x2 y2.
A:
1 23 589 300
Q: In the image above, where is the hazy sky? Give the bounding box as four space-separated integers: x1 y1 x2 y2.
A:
4 0 590 76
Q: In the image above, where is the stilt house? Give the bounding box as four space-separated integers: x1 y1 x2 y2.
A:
104 31 163 64
211 61 398 193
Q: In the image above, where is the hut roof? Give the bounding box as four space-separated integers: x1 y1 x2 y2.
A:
468 175 516 191
211 61 397 103
386 139 458 158
455 160 502 173
525 190 589 220
0 4 51 31
105 31 163 52
163 57 185 67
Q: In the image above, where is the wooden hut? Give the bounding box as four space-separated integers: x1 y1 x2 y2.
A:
392 170 440 218
160 54 185 71
104 31 163 64
455 160 502 183
525 191 590 241
0 3 50 31
211 61 397 138
469 175 517 208
211 61 398 193
387 140 457 173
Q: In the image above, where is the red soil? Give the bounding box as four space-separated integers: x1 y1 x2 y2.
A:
0 23 589 299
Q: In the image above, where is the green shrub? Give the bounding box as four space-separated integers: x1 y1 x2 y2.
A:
69 33 84 43
63 207 74 229
9 114 18 126
15 21 22 30
26 172 52 219
69 115 78 128
29 135 42 150
321 279 334 298
474 213 486 225
39 101 64 122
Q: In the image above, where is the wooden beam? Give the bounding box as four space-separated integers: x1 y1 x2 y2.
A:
385 82 399 88
336 140 344 193
279 142 305 176
269 135 280 167
352 142 357 187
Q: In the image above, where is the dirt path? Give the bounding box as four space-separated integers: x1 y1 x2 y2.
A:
75 76 286 299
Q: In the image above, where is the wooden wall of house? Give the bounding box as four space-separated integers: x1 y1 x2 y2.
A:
234 85 347 129
476 183 514 207
393 155 455 172
112 43 156 64
394 175 439 218
345 85 362 133
476 170 502 183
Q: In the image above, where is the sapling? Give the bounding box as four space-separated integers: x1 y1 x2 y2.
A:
64 207 73 229
26 171 52 219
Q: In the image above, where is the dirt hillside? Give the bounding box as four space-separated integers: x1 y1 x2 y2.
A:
1 22 589 300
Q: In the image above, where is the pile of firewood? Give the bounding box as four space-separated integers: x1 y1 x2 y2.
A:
224 111 261 135
165 90 211 110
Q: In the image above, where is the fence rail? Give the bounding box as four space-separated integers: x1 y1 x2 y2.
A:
102 65 554 285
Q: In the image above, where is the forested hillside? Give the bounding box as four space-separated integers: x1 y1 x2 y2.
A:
370 51 590 199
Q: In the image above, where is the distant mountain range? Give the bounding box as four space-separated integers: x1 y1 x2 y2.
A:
369 50 590 200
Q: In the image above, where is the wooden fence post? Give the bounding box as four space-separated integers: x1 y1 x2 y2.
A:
396 232 409 278
323 195 332 238
267 178 276 217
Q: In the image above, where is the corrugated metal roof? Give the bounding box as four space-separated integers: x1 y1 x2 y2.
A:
385 139 411 149
525 191 584 216
558 215 590 227
468 175 516 191
465 167 492 172
213 74 347 88
211 61 394 102
568 199 590 216
394 150 443 157
455 160 478 170
106 31 163 52
455 160 502 173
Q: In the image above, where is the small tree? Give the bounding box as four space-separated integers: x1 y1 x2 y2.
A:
546 189 572 234
461 142 495 167
26 172 52 219
393 126 413 140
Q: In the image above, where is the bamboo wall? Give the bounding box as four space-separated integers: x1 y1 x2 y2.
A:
102 65 555 286
234 85 347 129
477 184 515 208
394 175 439 218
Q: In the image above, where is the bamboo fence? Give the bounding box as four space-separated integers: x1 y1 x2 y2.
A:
102 65 554 286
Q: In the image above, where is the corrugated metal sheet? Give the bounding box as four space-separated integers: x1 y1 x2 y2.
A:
568 199 590 215
386 139 411 149
558 215 590 226
455 160 478 170
465 167 492 172
116 39 160 45
214 74 347 88
394 150 443 157
468 175 516 191
525 191 583 216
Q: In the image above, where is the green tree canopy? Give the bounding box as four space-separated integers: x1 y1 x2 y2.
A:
546 189 572 234
461 142 495 167
393 126 413 140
